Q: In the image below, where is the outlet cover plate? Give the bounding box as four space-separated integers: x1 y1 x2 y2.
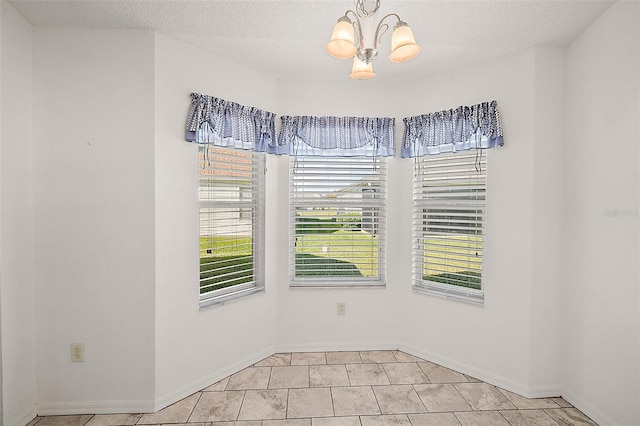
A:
71 343 85 362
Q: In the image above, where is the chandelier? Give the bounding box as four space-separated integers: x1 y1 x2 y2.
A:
325 0 421 80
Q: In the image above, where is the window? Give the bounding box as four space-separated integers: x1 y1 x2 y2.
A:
290 156 387 287
199 146 265 307
412 150 486 303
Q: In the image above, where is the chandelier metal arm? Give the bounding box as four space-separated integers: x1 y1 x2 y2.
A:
344 9 365 50
373 13 402 49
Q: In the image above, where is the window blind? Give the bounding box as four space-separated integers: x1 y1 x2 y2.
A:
412 150 486 303
199 146 265 306
290 156 387 286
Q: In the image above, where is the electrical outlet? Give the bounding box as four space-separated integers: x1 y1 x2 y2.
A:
71 343 85 362
337 302 346 316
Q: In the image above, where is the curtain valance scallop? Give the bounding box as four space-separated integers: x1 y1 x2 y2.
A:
401 100 503 158
271 115 395 157
185 93 276 152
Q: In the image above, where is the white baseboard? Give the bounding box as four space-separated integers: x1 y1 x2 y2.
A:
36 400 154 416
153 345 276 412
7 406 37 426
562 389 621 426
398 342 562 399
275 340 397 353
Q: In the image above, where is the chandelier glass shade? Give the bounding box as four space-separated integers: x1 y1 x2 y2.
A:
326 18 357 59
349 56 376 80
325 0 421 79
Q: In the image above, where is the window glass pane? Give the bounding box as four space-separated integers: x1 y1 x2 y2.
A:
199 146 264 305
413 150 485 301
290 156 386 286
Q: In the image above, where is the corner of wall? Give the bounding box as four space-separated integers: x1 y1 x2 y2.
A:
562 2 639 424
1 2 38 424
0 0 4 422
528 45 566 391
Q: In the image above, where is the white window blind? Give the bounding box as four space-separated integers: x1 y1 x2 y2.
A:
199 146 265 307
412 150 486 303
290 156 387 287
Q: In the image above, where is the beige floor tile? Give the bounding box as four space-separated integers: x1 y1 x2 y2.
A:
211 422 260 426
359 350 397 363
372 384 427 414
85 413 141 425
311 416 361 426
454 411 511 426
36 415 93 426
360 414 412 425
26 418 42 426
550 397 573 408
263 420 311 426
331 386 381 416
291 352 327 365
544 408 597 425
237 389 288 421
418 362 468 384
382 363 429 384
138 393 200 424
255 354 292 367
393 351 426 363
287 388 334 418
310 364 350 387
269 366 310 389
346 364 390 386
204 377 229 391
454 383 516 411
497 388 559 409
408 413 462 426
188 390 245 422
326 351 362 364
161 423 210 426
226 367 271 390
413 384 472 413
500 409 559 426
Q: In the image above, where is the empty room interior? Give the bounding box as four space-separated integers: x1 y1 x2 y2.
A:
1 0 639 426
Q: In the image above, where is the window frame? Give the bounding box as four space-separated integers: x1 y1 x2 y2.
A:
411 149 487 304
288 155 388 288
198 146 266 308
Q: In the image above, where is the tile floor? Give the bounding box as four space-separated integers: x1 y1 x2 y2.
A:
27 351 597 426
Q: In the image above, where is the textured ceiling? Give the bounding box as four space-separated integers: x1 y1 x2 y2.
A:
9 0 613 83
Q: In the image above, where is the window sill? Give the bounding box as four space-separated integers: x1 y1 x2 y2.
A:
199 287 265 309
290 281 386 289
412 283 484 305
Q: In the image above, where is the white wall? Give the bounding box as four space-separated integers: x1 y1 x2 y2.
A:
529 46 565 394
274 48 566 400
0 3 37 425
0 1 4 420
392 50 538 394
0 3 636 425
153 34 280 408
275 80 406 352
32 28 157 414
564 2 639 425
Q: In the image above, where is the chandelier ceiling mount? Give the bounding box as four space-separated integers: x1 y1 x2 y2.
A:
325 0 421 80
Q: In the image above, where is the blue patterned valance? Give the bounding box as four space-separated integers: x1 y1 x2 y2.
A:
401 101 503 158
185 93 276 152
271 116 395 157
